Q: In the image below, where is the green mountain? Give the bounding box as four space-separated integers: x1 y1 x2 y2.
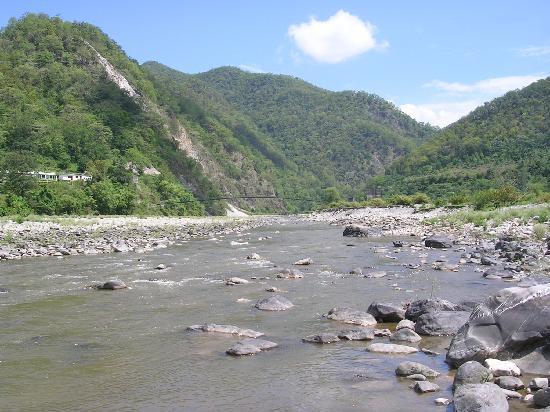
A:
375 78 550 199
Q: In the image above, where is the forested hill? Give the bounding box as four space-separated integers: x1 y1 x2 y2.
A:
376 77 550 199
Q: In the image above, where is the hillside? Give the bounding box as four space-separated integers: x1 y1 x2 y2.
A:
375 78 550 199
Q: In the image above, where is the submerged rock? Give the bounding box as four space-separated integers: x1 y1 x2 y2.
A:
246 253 261 260
255 295 294 311
294 258 312 266
97 280 127 290
302 333 340 344
324 307 377 326
187 324 264 338
226 338 277 356
225 277 250 285
367 302 405 322
366 343 419 354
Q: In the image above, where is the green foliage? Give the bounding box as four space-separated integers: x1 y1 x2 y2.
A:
533 223 547 240
472 186 521 210
156 179 204 216
89 180 135 215
322 187 343 204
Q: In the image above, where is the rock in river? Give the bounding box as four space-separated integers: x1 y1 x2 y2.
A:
483 359 521 377
343 224 370 237
415 311 470 336
534 388 550 408
97 280 127 290
494 376 525 391
187 324 264 338
390 328 422 343
446 284 550 368
324 307 377 327
424 237 452 249
255 295 294 311
395 361 440 378
276 268 304 279
405 298 467 322
367 302 405 322
454 361 493 389
414 381 440 393
294 258 312 266
226 338 277 356
225 277 250 285
453 383 509 412
302 333 340 344
396 319 415 331
366 343 419 354
338 329 375 341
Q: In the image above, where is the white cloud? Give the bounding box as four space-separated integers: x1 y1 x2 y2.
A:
287 10 387 64
425 74 546 95
400 101 481 128
518 46 550 57
238 64 266 73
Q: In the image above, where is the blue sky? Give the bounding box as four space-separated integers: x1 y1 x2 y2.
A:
2 1 549 126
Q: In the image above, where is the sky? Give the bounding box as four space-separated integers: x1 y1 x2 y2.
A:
1 1 549 127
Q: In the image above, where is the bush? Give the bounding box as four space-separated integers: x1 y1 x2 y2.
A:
533 223 547 240
472 186 521 210
387 194 413 206
410 192 431 204
90 180 136 215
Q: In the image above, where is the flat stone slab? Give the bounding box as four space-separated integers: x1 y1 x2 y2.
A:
366 343 419 354
338 329 375 341
325 307 377 326
226 338 277 356
414 381 440 393
187 324 264 338
225 277 249 285
395 361 440 378
302 333 340 344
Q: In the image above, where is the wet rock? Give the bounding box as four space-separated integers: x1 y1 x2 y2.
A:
226 338 277 356
265 286 282 293
255 295 294 311
366 343 419 354
367 302 405 322
529 377 549 390
187 324 264 338
424 237 452 249
294 258 312 265
415 311 470 336
0 287 9 293
454 361 493 388
225 277 250 285
414 381 440 393
276 268 304 279
396 319 415 330
481 256 499 266
534 387 550 407
343 224 370 237
393 240 404 247
482 268 515 279
453 383 509 412
324 307 377 326
247 253 261 260
501 388 522 399
349 267 363 275
390 328 422 343
494 376 524 390
155 264 167 270
407 374 427 381
112 242 130 252
395 361 440 378
434 398 451 406
364 271 387 279
523 394 534 404
446 284 550 367
484 359 521 377
374 328 391 337
514 344 550 375
405 298 467 321
338 329 374 341
302 333 340 344
97 280 127 290
421 348 440 356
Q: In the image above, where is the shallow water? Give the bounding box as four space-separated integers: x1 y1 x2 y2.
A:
0 222 534 411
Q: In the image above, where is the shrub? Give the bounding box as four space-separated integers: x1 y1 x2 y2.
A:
472 186 521 210
533 224 547 240
387 194 413 206
410 192 431 204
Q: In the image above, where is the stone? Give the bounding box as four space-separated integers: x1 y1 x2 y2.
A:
255 295 293 311
374 328 391 337
390 328 422 343
226 338 277 356
349 267 363 275
366 343 419 354
324 307 377 326
415 311 470 336
364 271 387 279
276 268 304 279
112 242 130 252
484 359 521 377
513 345 550 375
393 241 404 247
247 253 261 260
523 394 534 403
407 374 427 381
302 333 340 344
187 324 264 338
367 302 405 322
421 348 440 356
434 398 451 406
529 377 549 390
343 224 370 237
453 383 509 412
265 286 282 293
494 376 524 390
414 381 440 393
395 361 440 378
534 387 550 407
155 264 167 270
447 284 550 367
225 277 250 285
454 361 493 388
424 237 452 249
405 298 467 321
396 319 415 330
97 280 127 290
337 329 374 341
501 389 522 399
294 258 312 265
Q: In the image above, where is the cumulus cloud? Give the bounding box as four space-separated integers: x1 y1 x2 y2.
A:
288 10 387 63
424 74 546 95
400 101 480 128
518 46 550 57
238 64 266 73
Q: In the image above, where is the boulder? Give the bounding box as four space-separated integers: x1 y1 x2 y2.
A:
112 242 130 252
343 224 370 237
415 311 470 336
414 381 440 393
396 319 415 330
302 333 340 344
446 284 550 367
226 338 277 356
513 344 550 375
534 387 550 407
155 264 167 270
366 343 419 354
97 280 127 290
529 377 549 390
395 361 440 378
390 328 422 343
276 268 304 279
483 359 521 377
405 298 467 321
407 374 427 381
453 383 509 412
494 376 524 390
324 307 377 326
294 258 312 266
187 324 264 338
337 329 374 341
480 256 499 266
247 253 261 260
454 361 493 389
367 302 405 322
225 277 250 285
265 286 282 293
255 295 294 311
424 237 452 249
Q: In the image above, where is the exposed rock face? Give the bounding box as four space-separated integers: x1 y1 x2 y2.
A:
324 307 377 327
453 361 493 388
337 329 374 341
367 302 405 322
415 311 471 336
390 328 422 343
343 224 370 237
97 280 127 290
302 333 340 344
424 237 452 249
453 383 509 412
405 298 467 321
395 361 440 378
255 295 294 311
366 343 419 354
446 284 550 367
226 338 277 356
187 324 264 338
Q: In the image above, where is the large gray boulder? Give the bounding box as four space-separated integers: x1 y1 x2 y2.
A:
390 328 422 343
513 344 550 375
534 387 550 407
415 311 471 336
405 298 467 321
343 224 370 237
367 302 405 322
446 284 550 367
255 295 294 311
453 361 493 389
324 307 377 326
453 383 509 411
395 361 440 378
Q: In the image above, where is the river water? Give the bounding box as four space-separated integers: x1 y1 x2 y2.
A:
0 222 533 411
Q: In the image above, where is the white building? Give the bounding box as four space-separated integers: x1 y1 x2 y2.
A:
28 171 92 182
58 173 92 182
